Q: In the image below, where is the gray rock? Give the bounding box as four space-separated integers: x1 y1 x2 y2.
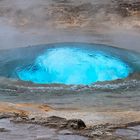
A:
67 119 86 129
91 130 103 137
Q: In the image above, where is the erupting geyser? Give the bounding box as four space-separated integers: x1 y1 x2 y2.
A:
15 44 133 85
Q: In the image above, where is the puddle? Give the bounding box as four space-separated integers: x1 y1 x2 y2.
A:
0 119 88 140
115 125 140 140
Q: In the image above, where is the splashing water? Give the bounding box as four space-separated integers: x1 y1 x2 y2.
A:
16 46 133 85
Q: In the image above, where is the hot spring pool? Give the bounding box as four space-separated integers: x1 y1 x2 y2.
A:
1 42 139 85
0 43 140 111
16 46 133 85
0 43 140 85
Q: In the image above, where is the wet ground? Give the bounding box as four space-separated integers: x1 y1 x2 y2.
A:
115 125 140 140
0 119 88 140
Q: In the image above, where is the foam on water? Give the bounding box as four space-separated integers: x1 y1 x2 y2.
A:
16 46 133 85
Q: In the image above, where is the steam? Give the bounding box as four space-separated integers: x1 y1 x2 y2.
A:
0 0 140 51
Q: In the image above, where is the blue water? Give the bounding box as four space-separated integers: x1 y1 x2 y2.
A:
16 45 133 85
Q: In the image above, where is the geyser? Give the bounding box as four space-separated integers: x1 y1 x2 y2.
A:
16 45 133 85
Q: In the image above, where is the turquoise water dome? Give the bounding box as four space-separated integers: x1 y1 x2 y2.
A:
16 44 133 85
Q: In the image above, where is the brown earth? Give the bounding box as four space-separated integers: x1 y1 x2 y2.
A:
0 102 52 118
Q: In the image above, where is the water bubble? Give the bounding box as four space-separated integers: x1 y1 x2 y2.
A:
16 45 133 85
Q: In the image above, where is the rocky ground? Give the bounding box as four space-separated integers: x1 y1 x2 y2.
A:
0 102 140 139
0 0 140 29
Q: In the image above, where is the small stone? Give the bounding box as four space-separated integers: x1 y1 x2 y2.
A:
105 131 112 136
67 119 86 129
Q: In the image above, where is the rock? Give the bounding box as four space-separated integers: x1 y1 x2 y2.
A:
91 130 103 137
67 119 86 129
42 116 86 130
45 116 68 128
0 128 10 132
0 113 13 119
105 132 112 136
115 0 140 17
